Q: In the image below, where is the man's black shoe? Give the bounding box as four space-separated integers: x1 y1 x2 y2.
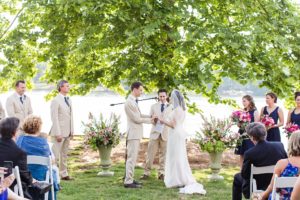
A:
140 174 149 180
124 183 142 188
133 180 143 185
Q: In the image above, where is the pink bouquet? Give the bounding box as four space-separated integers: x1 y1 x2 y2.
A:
261 115 275 129
231 110 251 130
284 123 299 138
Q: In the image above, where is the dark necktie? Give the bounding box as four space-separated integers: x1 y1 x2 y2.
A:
136 99 138 104
20 97 23 104
64 97 70 107
161 104 165 112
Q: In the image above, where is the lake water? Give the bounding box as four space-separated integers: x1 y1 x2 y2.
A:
0 91 289 148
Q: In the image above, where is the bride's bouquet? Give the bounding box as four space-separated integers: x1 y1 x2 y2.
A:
196 115 240 153
261 115 275 130
284 123 299 139
231 110 251 130
82 112 122 150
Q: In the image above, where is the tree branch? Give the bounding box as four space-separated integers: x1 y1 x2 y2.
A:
0 6 25 40
256 0 272 22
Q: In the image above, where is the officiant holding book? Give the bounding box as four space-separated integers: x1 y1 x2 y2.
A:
141 89 171 181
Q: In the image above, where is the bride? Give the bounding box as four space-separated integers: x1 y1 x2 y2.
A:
159 89 206 195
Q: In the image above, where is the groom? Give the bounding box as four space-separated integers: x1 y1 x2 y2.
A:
124 82 156 188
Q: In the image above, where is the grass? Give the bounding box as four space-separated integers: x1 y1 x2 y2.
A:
58 144 239 200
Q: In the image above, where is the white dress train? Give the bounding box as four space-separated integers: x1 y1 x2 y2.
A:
164 107 206 195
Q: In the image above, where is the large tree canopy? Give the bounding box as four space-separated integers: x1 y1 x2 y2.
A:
0 0 300 109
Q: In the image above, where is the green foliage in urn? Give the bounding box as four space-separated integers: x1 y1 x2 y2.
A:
196 115 239 153
82 112 121 150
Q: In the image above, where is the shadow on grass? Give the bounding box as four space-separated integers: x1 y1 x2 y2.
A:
58 152 238 200
59 141 239 200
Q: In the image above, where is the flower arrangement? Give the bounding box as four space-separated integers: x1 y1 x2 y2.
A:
284 123 299 139
83 112 121 150
231 110 252 130
261 115 275 129
196 115 240 153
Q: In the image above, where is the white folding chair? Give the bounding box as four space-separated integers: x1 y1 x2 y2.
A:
0 169 4 189
13 166 24 197
271 174 298 200
250 164 275 197
27 155 55 200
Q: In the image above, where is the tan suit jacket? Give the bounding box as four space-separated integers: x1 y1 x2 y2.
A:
0 101 5 120
50 94 74 137
6 93 33 126
125 95 152 140
149 102 172 141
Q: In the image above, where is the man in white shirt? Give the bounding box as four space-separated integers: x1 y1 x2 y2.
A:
6 80 33 130
50 80 74 181
124 82 156 188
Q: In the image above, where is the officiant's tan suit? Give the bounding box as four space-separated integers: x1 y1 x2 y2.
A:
6 93 33 128
0 101 5 120
124 94 152 184
143 102 172 177
50 94 74 177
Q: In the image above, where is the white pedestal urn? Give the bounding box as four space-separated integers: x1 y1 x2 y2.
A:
97 145 114 176
208 151 224 181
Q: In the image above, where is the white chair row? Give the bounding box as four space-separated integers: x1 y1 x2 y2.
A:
250 164 298 200
271 175 298 200
13 156 55 200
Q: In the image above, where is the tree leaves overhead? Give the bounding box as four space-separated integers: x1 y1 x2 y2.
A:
0 0 300 106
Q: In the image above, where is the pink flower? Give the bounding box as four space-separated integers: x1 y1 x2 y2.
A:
261 115 275 127
284 123 299 135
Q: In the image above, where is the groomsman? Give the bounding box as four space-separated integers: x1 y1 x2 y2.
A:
141 89 171 180
124 82 155 188
6 80 33 129
0 100 5 120
50 80 74 181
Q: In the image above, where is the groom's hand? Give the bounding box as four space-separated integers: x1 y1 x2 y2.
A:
151 115 158 124
56 135 63 142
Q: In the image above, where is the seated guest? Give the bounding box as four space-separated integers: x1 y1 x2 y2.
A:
291 176 300 200
260 130 300 199
232 122 287 200
17 116 59 200
0 117 51 200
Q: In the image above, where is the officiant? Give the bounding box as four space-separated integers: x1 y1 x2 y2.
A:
141 89 172 180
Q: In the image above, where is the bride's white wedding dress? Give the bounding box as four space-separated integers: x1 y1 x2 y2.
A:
164 107 206 195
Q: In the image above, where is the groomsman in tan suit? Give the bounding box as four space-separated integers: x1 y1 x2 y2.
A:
6 80 33 130
50 80 74 181
141 89 171 180
0 101 5 120
124 82 156 188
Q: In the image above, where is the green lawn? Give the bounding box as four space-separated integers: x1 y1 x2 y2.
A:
58 145 239 200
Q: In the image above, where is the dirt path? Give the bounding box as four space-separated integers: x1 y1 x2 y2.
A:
72 137 239 169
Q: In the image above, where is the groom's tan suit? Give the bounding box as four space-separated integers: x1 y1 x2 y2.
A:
124 95 152 184
144 102 171 176
50 94 74 177
6 93 33 129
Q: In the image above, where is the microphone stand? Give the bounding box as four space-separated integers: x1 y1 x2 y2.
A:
110 97 158 106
